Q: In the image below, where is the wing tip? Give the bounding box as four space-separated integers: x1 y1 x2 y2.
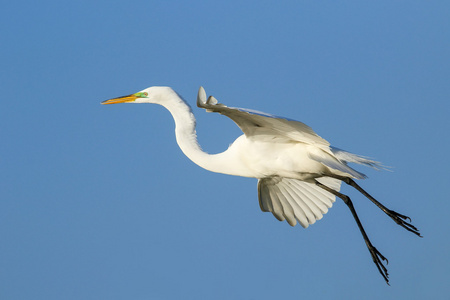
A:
197 86 206 107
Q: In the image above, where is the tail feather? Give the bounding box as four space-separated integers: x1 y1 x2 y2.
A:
330 147 388 170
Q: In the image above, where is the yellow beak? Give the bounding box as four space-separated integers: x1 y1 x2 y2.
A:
101 94 138 105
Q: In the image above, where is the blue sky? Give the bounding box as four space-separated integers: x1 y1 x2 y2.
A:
1 1 449 299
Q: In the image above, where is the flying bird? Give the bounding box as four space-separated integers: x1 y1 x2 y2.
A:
102 86 421 284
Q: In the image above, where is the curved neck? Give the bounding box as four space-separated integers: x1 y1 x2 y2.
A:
159 93 245 176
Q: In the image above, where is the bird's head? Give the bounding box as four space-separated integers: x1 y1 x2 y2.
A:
101 86 177 105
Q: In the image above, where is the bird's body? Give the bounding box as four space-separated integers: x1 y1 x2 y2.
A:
102 86 420 284
226 136 327 179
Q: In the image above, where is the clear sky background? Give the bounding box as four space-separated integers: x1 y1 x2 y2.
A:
1 1 449 299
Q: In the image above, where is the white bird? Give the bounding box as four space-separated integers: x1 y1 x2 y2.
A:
102 86 420 284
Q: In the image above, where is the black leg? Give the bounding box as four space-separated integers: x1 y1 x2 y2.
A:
315 180 390 285
329 175 421 237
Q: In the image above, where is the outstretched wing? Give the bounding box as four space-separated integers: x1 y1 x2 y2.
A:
258 177 341 227
197 87 330 149
196 87 383 180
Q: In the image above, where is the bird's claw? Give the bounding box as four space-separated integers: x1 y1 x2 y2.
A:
390 210 411 222
369 245 390 285
388 210 422 237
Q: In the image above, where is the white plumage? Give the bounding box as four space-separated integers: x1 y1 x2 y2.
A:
102 86 420 285
258 176 340 227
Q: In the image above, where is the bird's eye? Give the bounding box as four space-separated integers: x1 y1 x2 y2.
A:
143 92 148 96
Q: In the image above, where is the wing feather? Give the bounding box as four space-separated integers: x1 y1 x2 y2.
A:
260 181 285 222
257 180 273 213
277 184 308 227
271 184 297 226
278 182 315 227
290 179 334 210
257 177 341 228
290 186 325 220
197 88 330 149
292 185 329 215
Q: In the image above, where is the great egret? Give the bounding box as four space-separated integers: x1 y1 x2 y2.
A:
102 86 420 284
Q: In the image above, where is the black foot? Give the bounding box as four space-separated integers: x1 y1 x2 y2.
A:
386 209 422 237
368 244 390 285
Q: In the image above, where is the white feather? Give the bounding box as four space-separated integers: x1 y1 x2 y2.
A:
258 177 341 228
